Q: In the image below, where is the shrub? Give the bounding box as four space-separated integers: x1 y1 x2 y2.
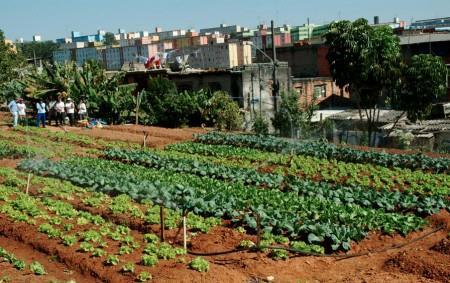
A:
252 114 269 135
203 91 243 131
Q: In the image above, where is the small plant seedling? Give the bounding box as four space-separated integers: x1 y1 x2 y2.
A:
189 257 209 272
137 271 152 282
121 262 135 273
29 261 46 275
105 255 119 266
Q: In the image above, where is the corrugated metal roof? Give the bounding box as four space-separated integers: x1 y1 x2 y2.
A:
328 109 406 123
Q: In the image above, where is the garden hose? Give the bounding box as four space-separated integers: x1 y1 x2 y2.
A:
186 224 444 259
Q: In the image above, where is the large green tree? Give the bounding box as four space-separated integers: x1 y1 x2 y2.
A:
325 19 402 146
18 41 59 62
0 29 25 86
396 54 448 122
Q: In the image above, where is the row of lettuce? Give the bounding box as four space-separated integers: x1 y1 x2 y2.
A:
167 142 450 195
195 132 450 173
19 155 445 252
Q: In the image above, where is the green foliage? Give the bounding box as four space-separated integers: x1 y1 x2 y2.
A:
103 32 118 46
290 241 325 254
29 261 46 275
238 239 256 249
92 248 106 257
397 54 448 122
121 262 135 273
196 132 450 174
0 29 25 86
269 249 289 260
252 114 269 135
142 77 212 127
61 235 78 246
325 19 402 146
19 41 59 62
272 91 316 137
189 257 209 272
78 242 95 253
105 255 120 266
203 91 243 131
141 254 158 266
137 271 152 282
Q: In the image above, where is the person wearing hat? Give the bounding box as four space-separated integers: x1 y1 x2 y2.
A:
17 98 27 126
7 98 19 128
65 98 75 126
55 98 65 126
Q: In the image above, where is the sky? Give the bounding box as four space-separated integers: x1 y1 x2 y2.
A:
1 0 449 40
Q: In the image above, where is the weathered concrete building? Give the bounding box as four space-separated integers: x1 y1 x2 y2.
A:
125 62 291 131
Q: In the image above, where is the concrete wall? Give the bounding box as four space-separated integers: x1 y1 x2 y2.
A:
260 44 330 78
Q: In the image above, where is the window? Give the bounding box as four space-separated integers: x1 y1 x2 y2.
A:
313 84 326 98
295 86 304 95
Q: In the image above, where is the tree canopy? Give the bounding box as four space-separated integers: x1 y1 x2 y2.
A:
0 29 25 86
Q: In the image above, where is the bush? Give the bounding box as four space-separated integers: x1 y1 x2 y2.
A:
252 114 269 135
203 91 243 131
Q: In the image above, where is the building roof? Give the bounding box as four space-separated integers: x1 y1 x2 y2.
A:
328 109 406 123
380 119 450 132
399 33 450 45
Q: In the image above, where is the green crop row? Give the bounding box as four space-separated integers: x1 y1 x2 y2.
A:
168 142 450 195
195 132 450 173
103 148 283 188
19 158 428 251
100 149 449 214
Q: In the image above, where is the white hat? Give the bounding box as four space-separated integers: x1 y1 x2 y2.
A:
67 98 72 101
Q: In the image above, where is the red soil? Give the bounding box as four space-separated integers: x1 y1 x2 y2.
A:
0 235 94 283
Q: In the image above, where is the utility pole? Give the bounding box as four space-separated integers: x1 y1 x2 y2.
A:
271 20 278 112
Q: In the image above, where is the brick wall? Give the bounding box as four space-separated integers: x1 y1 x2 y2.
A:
292 77 349 108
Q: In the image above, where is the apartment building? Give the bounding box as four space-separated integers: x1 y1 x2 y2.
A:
53 49 72 63
184 42 252 69
200 24 244 35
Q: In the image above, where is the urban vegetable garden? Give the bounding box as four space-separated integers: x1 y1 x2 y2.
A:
0 123 449 282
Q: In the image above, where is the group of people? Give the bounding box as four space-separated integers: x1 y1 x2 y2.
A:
8 97 87 128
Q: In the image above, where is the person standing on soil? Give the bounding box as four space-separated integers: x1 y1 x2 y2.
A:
36 99 46 128
47 99 57 126
7 98 19 128
65 98 75 126
17 98 27 126
55 98 65 126
78 99 87 121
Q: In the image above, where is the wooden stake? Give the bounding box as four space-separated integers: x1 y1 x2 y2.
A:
160 206 165 242
183 213 187 250
26 173 32 195
256 213 261 258
143 132 149 148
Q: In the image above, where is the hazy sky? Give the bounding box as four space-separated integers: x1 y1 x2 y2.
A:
1 0 449 40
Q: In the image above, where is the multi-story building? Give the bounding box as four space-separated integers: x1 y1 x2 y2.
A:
33 34 42 42
71 30 104 43
148 28 186 41
200 24 244 35
291 24 315 42
53 49 72 64
180 42 251 69
409 17 450 30
105 47 122 70
75 47 103 66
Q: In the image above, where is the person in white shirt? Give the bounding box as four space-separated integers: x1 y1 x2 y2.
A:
55 98 65 126
65 98 75 126
17 98 27 126
78 99 87 121
36 99 46 128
